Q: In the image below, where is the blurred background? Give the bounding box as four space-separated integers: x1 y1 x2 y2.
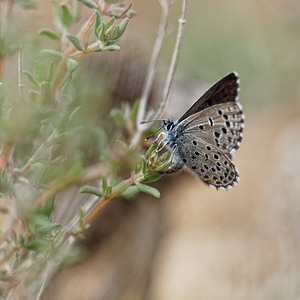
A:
3 0 300 299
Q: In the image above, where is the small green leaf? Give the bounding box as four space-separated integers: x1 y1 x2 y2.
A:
67 154 84 179
118 17 129 38
134 160 142 174
104 0 118 4
110 109 126 127
155 161 173 172
11 231 17 244
102 176 108 192
73 0 79 20
140 174 163 184
39 195 55 217
47 61 54 81
66 58 78 73
66 34 83 51
146 141 158 157
97 23 105 41
73 225 83 234
23 71 39 87
118 185 139 199
80 185 103 197
52 0 64 32
130 100 139 122
136 183 160 198
94 11 101 36
84 41 88 51
17 0 39 8
78 0 97 9
23 239 48 251
39 28 60 41
105 185 112 196
34 60 46 82
105 17 115 31
35 223 61 235
68 106 81 122
61 3 73 26
83 224 91 230
99 45 120 51
77 207 86 219
40 49 63 58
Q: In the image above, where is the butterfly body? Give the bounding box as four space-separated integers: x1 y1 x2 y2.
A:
159 72 244 190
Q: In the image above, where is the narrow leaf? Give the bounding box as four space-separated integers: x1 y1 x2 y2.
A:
105 186 112 196
66 34 83 51
23 71 39 87
99 45 120 51
23 239 48 251
97 23 105 41
40 49 63 58
68 106 81 122
104 0 118 4
39 28 60 41
73 0 79 20
35 223 61 235
66 58 78 73
118 17 129 38
52 0 64 32
105 17 115 31
118 185 139 199
94 11 101 36
140 174 163 184
102 176 108 192
61 3 73 26
80 185 103 197
136 183 160 198
110 109 126 127
78 0 97 9
47 61 54 82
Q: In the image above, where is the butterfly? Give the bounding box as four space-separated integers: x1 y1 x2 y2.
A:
156 72 244 190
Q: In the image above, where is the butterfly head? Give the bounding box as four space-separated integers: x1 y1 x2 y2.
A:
161 119 175 132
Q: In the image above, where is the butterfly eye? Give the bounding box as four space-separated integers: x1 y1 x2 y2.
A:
166 123 172 130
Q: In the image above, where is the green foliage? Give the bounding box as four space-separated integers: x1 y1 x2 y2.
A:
66 34 84 51
0 0 173 297
78 0 98 9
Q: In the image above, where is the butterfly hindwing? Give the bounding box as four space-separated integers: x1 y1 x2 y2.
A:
176 136 239 188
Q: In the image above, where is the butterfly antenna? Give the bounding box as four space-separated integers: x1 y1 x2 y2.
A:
140 118 167 124
145 127 162 141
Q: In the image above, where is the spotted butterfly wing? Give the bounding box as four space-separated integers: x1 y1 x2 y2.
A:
161 72 244 189
178 72 240 122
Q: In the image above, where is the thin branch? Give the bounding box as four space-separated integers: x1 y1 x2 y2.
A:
14 132 57 176
0 144 12 171
18 47 24 97
0 0 12 37
33 163 107 206
154 0 188 120
136 0 170 131
81 176 135 227
52 12 97 93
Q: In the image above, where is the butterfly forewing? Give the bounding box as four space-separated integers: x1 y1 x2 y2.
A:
178 72 239 123
178 102 244 153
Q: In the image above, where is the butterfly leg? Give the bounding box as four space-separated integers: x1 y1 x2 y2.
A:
162 150 184 174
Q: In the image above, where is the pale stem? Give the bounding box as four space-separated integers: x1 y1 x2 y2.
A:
154 0 188 120
33 163 108 206
136 0 170 131
82 177 135 227
18 48 24 97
